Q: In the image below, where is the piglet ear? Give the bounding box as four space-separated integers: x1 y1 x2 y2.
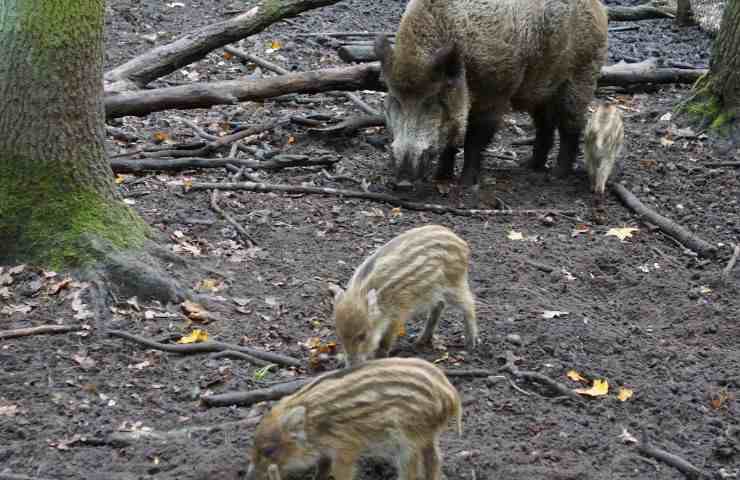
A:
327 283 344 303
281 406 307 443
431 43 463 81
367 289 379 312
267 464 282 480
374 35 394 70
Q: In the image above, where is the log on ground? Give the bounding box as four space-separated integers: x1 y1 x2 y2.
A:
110 154 339 174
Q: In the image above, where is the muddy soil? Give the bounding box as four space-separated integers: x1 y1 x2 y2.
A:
1 1 739 479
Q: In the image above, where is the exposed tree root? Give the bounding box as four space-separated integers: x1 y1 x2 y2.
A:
444 369 497 378
0 474 56 480
202 379 311 407
111 154 338 174
308 114 385 135
0 325 82 340
611 183 717 258
705 161 740 168
104 0 343 92
188 181 576 218
108 329 301 367
636 430 710 479
721 244 740 284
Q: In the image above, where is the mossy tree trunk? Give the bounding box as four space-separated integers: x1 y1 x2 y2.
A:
709 0 740 117
687 0 739 130
0 1 149 267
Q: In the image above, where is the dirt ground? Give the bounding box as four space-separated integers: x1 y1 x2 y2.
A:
1 0 739 479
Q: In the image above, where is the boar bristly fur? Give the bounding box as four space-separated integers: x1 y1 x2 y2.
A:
331 225 477 367
584 103 625 196
247 358 463 480
376 0 608 189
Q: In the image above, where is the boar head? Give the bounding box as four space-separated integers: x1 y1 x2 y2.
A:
332 287 389 367
247 406 312 480
375 35 468 189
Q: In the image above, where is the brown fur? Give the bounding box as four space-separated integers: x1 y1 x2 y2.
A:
246 358 463 480
331 224 477 366
584 102 625 224
377 0 609 187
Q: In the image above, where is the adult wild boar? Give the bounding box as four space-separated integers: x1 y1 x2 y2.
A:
376 0 609 191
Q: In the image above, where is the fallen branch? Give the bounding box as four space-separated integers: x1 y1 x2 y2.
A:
111 154 339 174
295 31 395 38
202 379 311 407
104 0 343 91
308 114 385 134
0 324 82 340
501 350 582 402
611 183 717 258
607 4 675 21
188 181 577 217
0 475 56 480
211 187 257 248
210 350 270 366
721 244 740 283
105 63 383 119
598 58 706 87
444 369 497 378
108 330 301 367
705 161 740 168
523 259 556 274
636 430 709 479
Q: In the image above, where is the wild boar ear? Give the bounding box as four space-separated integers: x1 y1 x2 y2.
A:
374 35 394 70
281 406 307 443
327 283 344 303
367 289 380 313
267 464 282 480
431 43 463 82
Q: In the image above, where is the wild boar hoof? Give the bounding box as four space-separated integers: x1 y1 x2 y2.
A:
465 337 478 351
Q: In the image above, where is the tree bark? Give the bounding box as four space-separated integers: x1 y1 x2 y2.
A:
710 0 740 117
675 0 695 26
0 1 148 266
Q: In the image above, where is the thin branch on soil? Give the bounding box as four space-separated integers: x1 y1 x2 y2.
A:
202 379 311 407
611 183 717 258
308 114 385 134
104 0 344 91
329 91 380 116
111 154 339 174
321 169 366 187
295 31 395 38
188 181 577 217
210 188 257 248
636 430 710 479
608 25 640 32
500 350 582 402
108 330 301 367
507 378 535 396
704 161 740 168
444 369 497 378
210 350 270 366
0 324 82 340
721 244 740 284
523 259 556 274
0 474 56 480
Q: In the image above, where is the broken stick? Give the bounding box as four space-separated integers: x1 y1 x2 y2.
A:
611 183 717 258
501 350 583 402
637 430 709 479
721 244 740 283
0 324 82 340
108 330 301 367
202 378 311 407
110 154 339 174
188 181 576 218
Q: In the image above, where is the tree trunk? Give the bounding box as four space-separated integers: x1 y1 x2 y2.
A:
710 0 740 117
676 0 695 26
0 1 148 266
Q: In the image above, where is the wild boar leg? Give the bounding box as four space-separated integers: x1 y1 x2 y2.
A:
314 456 333 480
415 301 445 347
457 281 478 351
460 110 498 187
398 446 422 480
376 320 399 358
421 439 442 480
330 452 358 480
527 105 557 171
434 146 458 184
553 80 589 178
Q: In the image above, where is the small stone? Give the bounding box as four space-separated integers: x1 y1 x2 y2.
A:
506 333 522 345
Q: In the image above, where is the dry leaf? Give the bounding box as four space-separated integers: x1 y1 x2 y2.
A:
49 278 72 295
507 230 524 241
542 310 569 319
619 427 638 444
709 388 729 410
617 387 634 401
269 39 282 50
397 322 406 337
152 131 170 143
199 278 221 292
575 379 609 397
659 136 674 147
640 158 658 169
181 300 210 323
390 207 402 218
287 135 296 144
0 403 19 417
223 51 234 60
566 370 587 383
0 287 10 299
606 227 639 241
115 175 126 185
699 285 712 295
572 225 591 237
177 329 209 344
72 354 97 370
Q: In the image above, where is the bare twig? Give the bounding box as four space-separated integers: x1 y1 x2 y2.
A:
444 369 497 378
0 474 56 480
608 25 639 32
704 161 740 168
188 181 577 218
500 350 582 402
721 244 740 283
331 91 380 116
111 154 339 174
611 183 717 258
108 330 301 367
0 325 82 340
295 31 395 38
202 379 311 407
508 378 535 396
308 114 385 134
523 259 556 274
637 430 710 479
210 188 257 248
225 46 290 75
210 350 270 366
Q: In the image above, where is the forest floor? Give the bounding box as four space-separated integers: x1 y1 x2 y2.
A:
1 0 739 479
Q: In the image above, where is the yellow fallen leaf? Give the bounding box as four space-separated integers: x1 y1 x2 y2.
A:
566 370 587 383
507 230 524 241
659 136 674 147
115 175 126 185
617 387 634 401
575 378 609 397
606 227 639 241
223 51 234 60
152 131 170 143
390 207 402 218
287 135 296 144
198 278 220 292
269 39 282 50
180 300 210 323
699 285 712 295
177 329 209 344
183 178 193 192
397 322 406 337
